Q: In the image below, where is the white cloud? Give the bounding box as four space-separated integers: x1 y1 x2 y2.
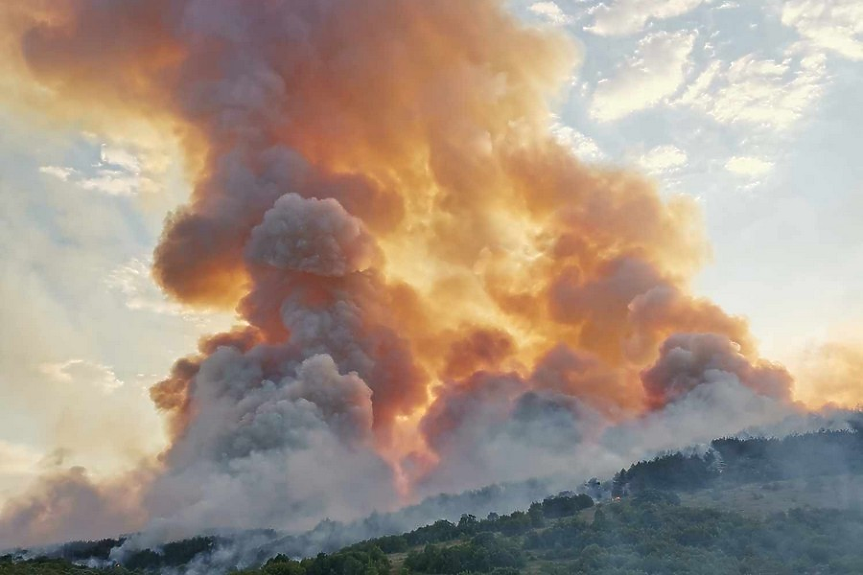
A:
529 1 572 25
77 171 143 196
587 0 704 36
637 144 688 173
0 117 201 488
39 143 148 196
590 30 697 122
725 156 774 177
0 441 42 477
100 144 141 173
550 119 606 162
675 51 828 131
39 359 124 393
782 0 863 61
39 166 77 181
106 257 219 324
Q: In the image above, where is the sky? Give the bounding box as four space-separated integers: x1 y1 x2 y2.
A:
512 0 863 364
0 0 861 507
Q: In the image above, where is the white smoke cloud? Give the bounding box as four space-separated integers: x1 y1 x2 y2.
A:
641 333 792 407
417 333 800 499
0 465 152 549
142 350 394 540
2 0 851 560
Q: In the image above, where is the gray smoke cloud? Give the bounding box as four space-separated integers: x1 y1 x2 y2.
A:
0 0 840 561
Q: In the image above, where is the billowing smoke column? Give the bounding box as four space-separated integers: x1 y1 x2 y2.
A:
1 0 805 547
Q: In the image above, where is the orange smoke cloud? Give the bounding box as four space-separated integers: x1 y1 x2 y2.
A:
794 342 863 409
0 0 811 541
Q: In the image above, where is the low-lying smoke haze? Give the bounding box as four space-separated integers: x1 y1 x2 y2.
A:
0 0 860 555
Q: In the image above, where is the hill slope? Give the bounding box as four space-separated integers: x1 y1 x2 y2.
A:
9 429 863 574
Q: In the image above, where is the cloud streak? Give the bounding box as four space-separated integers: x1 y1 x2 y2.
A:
587 0 704 36
782 0 863 61
675 51 828 131
590 31 697 122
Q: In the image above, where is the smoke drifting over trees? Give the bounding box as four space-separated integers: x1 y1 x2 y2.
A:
0 0 858 553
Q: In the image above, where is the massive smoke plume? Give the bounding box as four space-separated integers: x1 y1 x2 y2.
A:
0 0 838 551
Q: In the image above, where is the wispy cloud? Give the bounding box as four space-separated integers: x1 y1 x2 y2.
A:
590 30 697 122
99 144 141 173
550 117 606 162
725 156 774 177
529 1 572 25
39 359 124 393
782 0 863 61
106 257 220 324
637 144 688 174
586 0 704 36
39 143 150 196
675 50 828 131
38 165 77 181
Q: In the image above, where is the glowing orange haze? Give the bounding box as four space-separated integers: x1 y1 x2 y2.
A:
2 0 849 508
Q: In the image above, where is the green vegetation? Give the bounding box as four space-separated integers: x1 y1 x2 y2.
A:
59 540 120 563
0 555 133 574
228 494 863 574
231 547 391 575
613 429 863 496
523 495 863 574
10 496 863 574
679 473 863 516
124 537 216 571
0 536 219 574
404 532 524 574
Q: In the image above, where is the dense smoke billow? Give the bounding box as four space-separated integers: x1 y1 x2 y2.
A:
0 0 849 555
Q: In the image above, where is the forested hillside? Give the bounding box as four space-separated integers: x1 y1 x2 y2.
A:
236 497 863 575
612 428 863 496
6 429 863 575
